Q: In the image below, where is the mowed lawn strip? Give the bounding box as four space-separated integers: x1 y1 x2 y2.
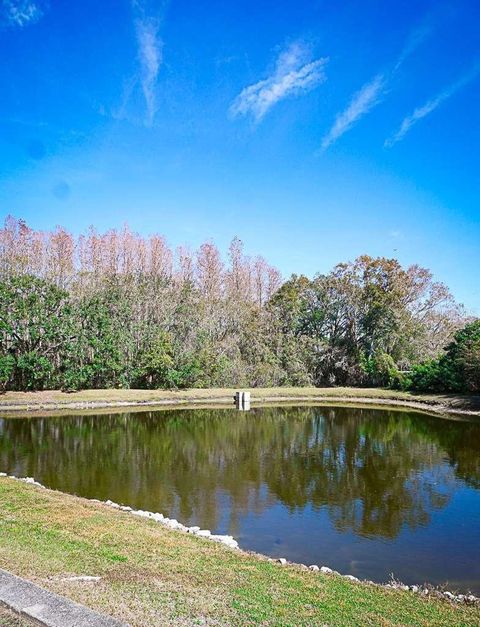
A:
0 479 479 626
1 386 479 416
0 606 34 626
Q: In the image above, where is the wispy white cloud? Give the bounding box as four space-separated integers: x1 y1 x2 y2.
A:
230 42 328 122
135 16 163 126
394 22 433 72
124 1 166 127
2 0 44 28
385 64 480 147
320 16 435 152
321 74 385 151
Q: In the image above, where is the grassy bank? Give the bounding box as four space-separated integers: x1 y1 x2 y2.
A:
0 606 32 626
1 386 479 417
0 479 479 626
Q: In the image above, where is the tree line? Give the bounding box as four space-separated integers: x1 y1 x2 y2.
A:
0 216 478 393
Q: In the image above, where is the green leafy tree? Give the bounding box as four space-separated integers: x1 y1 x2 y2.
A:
363 351 402 388
444 320 480 392
135 330 177 389
0 355 15 391
409 321 480 393
0 275 75 390
63 291 131 390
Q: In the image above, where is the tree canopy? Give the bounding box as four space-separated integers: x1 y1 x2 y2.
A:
0 216 476 393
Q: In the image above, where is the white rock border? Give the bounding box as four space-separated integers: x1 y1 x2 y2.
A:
0 473 238 550
1 472 478 606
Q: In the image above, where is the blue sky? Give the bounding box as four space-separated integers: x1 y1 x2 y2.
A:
1 0 479 312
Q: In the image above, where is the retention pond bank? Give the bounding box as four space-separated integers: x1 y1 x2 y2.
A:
1 386 479 416
1 403 480 596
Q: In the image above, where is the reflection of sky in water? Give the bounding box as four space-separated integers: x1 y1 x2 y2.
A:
234 466 480 590
1 405 479 592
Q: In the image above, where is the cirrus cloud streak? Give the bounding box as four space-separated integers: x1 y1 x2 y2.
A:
321 74 386 151
230 42 328 122
134 15 163 127
386 63 480 146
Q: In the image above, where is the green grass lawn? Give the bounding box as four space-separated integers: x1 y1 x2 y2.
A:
0 606 33 626
0 478 479 626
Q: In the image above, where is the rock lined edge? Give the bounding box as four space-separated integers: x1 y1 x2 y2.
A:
0 473 238 552
1 473 479 607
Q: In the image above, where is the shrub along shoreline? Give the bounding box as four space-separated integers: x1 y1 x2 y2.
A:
0 386 479 417
1 477 480 626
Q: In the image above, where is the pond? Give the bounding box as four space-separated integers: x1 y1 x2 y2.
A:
1 405 480 593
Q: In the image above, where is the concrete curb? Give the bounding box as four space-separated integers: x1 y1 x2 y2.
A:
0 569 128 627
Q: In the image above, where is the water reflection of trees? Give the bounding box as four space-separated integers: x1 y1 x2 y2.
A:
1 407 479 538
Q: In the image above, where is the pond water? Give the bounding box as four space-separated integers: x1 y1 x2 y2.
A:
1 405 480 593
